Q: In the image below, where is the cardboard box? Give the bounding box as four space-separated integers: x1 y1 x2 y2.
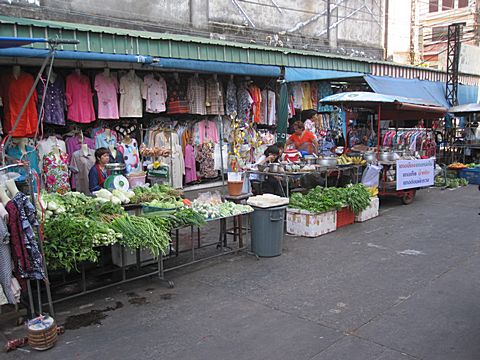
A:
355 197 379 222
286 208 337 237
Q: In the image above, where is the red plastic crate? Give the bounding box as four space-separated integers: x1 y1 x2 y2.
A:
336 207 355 228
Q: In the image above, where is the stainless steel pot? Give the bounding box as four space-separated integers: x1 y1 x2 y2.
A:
318 157 337 167
379 152 394 162
303 155 317 165
268 163 284 172
364 152 376 163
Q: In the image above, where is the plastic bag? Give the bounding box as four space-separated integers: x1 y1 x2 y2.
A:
361 164 382 187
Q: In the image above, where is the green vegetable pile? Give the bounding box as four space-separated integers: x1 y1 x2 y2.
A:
192 200 253 219
110 215 171 257
289 184 371 215
434 176 469 188
130 184 182 205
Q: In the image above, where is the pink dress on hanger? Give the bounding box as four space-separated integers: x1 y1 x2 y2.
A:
184 144 198 183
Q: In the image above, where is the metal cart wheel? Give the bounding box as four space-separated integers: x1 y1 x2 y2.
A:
401 190 416 205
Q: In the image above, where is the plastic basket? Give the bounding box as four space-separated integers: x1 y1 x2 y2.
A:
336 207 355 229
458 168 480 185
127 173 146 188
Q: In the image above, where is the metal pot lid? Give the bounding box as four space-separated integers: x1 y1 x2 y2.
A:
106 163 126 171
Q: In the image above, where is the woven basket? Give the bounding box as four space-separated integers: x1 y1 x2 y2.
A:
27 317 57 351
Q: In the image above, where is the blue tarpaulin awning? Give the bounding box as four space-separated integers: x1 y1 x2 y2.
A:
284 67 363 82
364 74 478 107
152 58 281 77
0 36 49 49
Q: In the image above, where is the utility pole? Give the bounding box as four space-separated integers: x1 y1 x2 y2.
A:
445 23 465 106
326 0 331 47
409 0 416 64
384 0 389 60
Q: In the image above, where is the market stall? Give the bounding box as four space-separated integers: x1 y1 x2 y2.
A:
319 92 447 204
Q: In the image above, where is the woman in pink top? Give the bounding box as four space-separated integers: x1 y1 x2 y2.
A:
65 70 96 123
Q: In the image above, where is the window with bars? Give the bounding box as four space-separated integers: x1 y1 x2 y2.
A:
431 26 448 42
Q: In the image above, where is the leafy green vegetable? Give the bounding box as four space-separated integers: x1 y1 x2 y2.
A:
110 215 171 257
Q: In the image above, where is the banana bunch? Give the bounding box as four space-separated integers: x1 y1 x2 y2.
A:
349 156 367 166
367 186 378 197
337 154 353 165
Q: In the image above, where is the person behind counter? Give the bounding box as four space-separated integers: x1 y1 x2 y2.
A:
252 144 285 196
88 147 110 193
286 120 318 156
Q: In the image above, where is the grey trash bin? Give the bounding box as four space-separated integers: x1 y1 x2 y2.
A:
251 205 287 257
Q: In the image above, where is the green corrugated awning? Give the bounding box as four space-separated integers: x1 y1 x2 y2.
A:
0 15 371 73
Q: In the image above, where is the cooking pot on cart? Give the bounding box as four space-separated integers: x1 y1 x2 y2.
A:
318 157 337 167
364 152 376 163
303 155 317 165
379 152 394 162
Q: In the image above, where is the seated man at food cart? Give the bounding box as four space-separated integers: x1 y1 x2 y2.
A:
285 121 319 156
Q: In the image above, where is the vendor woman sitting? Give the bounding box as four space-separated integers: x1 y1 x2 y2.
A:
253 144 285 196
88 147 110 193
286 120 318 156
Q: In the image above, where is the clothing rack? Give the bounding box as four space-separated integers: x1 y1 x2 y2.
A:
0 162 55 318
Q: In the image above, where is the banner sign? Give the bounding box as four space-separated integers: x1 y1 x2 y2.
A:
396 159 435 190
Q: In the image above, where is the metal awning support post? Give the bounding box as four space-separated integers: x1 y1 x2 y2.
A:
377 105 382 158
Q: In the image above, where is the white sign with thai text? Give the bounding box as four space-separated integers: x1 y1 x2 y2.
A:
396 159 435 190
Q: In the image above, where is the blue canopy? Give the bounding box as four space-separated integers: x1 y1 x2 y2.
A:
284 67 363 82
320 91 445 108
152 58 281 77
364 74 478 107
0 37 49 49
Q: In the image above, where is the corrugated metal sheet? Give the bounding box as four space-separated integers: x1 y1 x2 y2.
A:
370 63 478 86
0 15 371 72
0 14 478 87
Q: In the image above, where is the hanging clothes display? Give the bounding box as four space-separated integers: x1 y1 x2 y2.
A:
70 148 96 195
0 215 16 304
261 89 276 125
301 82 313 110
94 128 118 149
248 84 262 123
311 82 318 110
118 137 140 174
291 83 304 109
317 82 334 113
65 71 96 123
37 73 66 126
43 150 71 194
38 136 67 165
237 84 253 122
6 192 45 283
184 143 198 184
193 120 219 145
213 143 228 172
6 144 40 181
197 142 217 178
65 134 95 157
205 77 224 115
119 70 144 118
1 71 38 137
94 71 120 119
167 79 189 114
187 76 207 115
225 78 237 116
143 73 168 114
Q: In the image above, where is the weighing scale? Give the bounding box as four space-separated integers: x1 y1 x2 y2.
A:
104 163 129 191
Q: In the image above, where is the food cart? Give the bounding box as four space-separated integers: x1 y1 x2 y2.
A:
320 92 448 204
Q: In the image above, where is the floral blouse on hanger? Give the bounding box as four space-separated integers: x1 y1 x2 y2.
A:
43 150 71 194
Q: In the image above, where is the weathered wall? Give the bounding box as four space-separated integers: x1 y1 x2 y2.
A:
0 0 385 59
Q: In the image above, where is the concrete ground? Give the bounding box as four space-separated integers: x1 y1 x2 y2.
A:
2 186 480 360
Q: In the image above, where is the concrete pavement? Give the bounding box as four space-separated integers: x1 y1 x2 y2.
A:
2 186 479 359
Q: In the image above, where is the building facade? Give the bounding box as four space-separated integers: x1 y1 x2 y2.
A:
417 0 478 69
0 0 386 59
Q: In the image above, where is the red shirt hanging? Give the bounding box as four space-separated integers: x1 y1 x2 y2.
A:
1 72 38 138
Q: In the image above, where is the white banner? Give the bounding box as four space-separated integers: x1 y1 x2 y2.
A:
396 159 435 190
